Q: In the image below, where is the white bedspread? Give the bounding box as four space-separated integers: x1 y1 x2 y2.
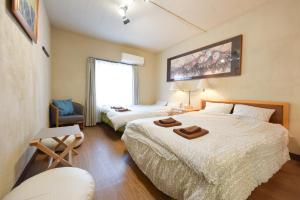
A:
122 112 290 199
100 105 171 130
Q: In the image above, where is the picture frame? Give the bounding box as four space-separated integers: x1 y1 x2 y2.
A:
167 35 243 82
12 0 40 43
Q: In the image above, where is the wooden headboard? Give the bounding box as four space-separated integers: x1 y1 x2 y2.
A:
201 99 290 129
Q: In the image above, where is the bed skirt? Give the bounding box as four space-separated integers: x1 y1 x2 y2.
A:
122 133 215 200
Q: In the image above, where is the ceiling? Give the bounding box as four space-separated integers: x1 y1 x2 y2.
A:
45 0 270 52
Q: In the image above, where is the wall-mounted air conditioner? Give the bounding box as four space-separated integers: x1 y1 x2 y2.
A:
121 53 144 66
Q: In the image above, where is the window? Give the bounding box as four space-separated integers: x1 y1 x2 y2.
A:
95 59 136 107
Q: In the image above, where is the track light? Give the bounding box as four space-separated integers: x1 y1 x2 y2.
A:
122 16 130 25
119 5 130 25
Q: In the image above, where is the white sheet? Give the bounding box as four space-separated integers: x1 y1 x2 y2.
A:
100 105 172 130
122 112 290 199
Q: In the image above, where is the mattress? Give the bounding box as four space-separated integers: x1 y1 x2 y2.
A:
100 104 172 131
121 112 290 200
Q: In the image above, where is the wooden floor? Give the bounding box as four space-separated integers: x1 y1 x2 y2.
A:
18 124 300 200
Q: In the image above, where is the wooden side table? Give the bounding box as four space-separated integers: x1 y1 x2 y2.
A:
168 107 201 115
30 125 82 169
182 107 201 112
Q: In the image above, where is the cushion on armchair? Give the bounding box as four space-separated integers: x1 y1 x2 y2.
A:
53 99 74 116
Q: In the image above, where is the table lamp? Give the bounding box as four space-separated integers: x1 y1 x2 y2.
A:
170 79 209 108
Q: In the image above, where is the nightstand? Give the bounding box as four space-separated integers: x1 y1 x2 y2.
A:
168 107 201 115
182 107 201 112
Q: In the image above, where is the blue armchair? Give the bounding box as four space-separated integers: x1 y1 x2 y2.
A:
50 102 84 129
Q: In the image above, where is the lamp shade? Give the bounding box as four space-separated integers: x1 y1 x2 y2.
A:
197 79 210 92
169 82 180 91
170 79 210 92
176 80 199 92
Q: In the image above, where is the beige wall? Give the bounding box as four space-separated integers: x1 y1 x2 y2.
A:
0 0 51 198
51 28 158 105
157 0 300 154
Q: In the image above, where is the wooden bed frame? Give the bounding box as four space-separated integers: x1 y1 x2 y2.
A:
201 99 290 129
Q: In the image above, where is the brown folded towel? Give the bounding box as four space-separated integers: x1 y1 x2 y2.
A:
111 106 124 109
116 108 131 112
180 126 202 135
173 126 209 139
154 119 182 127
159 117 177 124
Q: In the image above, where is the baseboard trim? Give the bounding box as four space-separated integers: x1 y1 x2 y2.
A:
290 153 300 162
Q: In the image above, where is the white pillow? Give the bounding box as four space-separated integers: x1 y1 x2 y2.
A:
203 102 233 114
233 104 275 122
156 100 168 106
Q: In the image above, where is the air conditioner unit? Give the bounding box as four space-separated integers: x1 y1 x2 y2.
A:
121 53 144 66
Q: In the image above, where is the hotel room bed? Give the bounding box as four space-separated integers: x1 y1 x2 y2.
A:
121 100 290 200
100 104 176 132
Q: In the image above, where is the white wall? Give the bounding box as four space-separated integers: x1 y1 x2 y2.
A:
51 28 158 105
156 0 300 154
0 0 51 198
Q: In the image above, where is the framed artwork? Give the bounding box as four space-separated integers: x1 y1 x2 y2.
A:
12 0 40 43
167 35 242 82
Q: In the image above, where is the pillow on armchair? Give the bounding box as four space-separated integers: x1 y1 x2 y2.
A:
53 99 74 116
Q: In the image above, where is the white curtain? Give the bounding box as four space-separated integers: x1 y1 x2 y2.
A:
85 57 98 126
133 66 139 105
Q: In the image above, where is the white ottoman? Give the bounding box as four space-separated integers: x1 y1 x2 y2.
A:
41 131 85 151
3 167 95 200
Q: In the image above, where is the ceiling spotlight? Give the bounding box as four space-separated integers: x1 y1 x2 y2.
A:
122 16 130 25
119 6 130 25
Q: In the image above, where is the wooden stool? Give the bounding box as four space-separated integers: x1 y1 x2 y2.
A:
30 125 82 169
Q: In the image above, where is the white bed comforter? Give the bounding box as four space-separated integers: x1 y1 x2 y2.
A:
101 105 171 130
122 112 290 199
